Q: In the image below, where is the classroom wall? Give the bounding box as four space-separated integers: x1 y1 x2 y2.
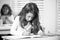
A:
0 0 10 11
43 0 56 34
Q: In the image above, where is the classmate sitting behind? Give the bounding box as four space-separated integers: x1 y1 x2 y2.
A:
10 2 44 36
1 4 15 24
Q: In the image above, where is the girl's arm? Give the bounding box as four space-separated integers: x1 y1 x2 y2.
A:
22 22 32 36
10 16 19 36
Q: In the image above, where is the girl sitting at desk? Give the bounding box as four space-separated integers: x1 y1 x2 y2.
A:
0 4 15 24
10 2 44 36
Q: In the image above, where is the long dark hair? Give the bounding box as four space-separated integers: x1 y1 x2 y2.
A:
19 3 43 34
1 4 12 16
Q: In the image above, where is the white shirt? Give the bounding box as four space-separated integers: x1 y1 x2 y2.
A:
10 16 27 36
8 15 15 22
1 15 15 24
10 16 44 36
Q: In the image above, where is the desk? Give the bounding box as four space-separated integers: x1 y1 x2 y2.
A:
0 25 60 40
2 35 60 40
0 24 11 34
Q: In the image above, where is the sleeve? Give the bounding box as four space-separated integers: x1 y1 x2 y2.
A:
8 15 15 23
10 16 20 36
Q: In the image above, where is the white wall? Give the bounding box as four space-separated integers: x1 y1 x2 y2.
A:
42 0 56 34
0 0 10 11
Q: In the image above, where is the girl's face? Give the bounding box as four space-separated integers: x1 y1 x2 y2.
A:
3 7 9 15
26 12 34 21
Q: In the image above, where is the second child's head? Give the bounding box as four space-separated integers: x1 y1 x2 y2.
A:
1 4 12 16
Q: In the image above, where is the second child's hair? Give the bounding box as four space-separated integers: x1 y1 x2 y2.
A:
1 4 12 16
19 3 43 34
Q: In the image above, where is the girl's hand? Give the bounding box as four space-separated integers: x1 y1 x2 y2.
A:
38 27 45 36
1 16 6 21
5 16 13 24
23 22 32 36
38 30 44 36
24 22 32 31
22 30 31 36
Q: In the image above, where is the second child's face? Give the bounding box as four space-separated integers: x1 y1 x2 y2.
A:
26 12 34 21
3 7 9 15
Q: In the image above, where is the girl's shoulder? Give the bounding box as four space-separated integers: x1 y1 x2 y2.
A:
1 16 6 19
14 16 21 22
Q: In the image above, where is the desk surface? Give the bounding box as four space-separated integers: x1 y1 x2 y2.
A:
2 35 60 40
0 24 11 34
0 24 11 29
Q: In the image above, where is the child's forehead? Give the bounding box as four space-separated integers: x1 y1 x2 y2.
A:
4 6 8 8
3 6 9 9
3 7 9 10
